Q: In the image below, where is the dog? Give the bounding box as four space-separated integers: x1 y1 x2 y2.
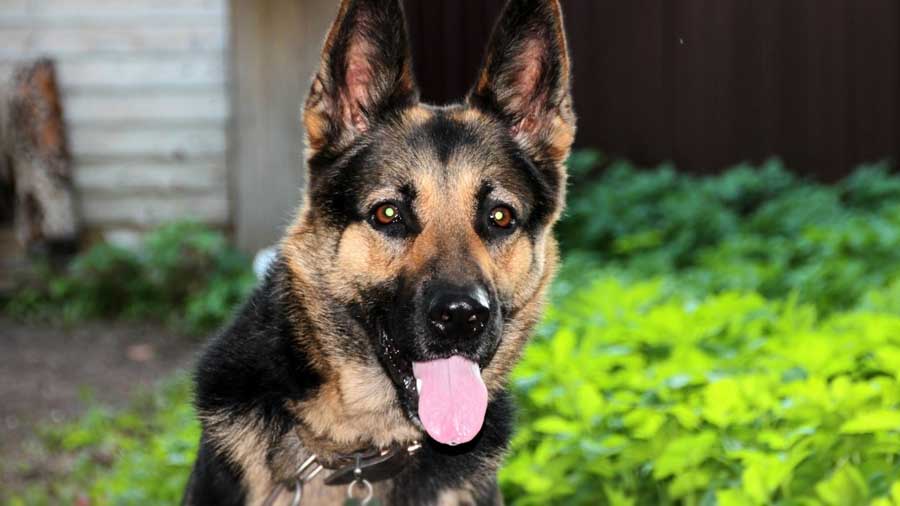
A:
183 0 574 503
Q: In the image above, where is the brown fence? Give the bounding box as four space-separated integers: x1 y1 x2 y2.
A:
404 0 900 180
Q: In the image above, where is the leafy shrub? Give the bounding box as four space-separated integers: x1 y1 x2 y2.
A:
501 276 900 506
559 156 900 313
2 222 256 335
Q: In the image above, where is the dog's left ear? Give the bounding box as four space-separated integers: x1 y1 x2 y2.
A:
304 0 418 155
468 0 575 167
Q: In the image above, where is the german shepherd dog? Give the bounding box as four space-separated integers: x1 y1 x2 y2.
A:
184 0 574 503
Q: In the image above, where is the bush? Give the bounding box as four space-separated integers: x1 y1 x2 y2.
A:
558 156 900 313
2 222 256 335
501 276 900 505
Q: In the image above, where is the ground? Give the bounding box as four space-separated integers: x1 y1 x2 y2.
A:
0 318 199 490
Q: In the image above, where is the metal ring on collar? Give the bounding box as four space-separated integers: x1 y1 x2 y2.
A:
290 479 303 506
347 478 374 505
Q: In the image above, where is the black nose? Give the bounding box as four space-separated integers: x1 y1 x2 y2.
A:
427 287 491 340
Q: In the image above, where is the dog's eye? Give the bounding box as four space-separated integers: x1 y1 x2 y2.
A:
488 206 515 229
373 203 401 225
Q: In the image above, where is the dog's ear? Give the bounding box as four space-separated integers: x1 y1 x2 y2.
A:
468 0 575 167
304 0 418 155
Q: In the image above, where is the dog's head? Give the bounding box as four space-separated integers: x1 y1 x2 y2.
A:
282 0 574 446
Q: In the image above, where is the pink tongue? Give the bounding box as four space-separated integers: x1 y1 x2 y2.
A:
412 356 488 445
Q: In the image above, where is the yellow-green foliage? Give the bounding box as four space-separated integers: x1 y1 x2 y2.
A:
501 277 900 505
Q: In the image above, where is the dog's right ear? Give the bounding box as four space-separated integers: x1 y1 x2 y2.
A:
468 0 575 169
304 0 418 156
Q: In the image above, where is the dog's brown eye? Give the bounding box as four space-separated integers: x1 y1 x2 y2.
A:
489 206 514 228
374 204 401 225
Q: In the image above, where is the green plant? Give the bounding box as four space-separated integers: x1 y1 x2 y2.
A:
501 276 900 506
2 222 256 335
6 376 199 506
558 155 900 313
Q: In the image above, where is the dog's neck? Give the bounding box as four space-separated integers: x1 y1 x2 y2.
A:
286 359 422 457
261 359 423 504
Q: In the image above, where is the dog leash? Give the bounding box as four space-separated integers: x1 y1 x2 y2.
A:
261 441 422 506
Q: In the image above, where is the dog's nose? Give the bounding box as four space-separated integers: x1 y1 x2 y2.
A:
427 288 491 340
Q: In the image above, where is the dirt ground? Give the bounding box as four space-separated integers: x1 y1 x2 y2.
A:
0 318 200 483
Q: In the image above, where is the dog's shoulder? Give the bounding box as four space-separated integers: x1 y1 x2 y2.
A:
188 260 326 503
182 433 247 506
194 259 322 418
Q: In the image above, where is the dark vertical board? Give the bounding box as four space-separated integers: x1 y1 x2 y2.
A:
807 0 849 178
731 0 781 164
846 0 899 167
403 0 900 179
570 0 672 167
404 0 503 104
671 0 738 173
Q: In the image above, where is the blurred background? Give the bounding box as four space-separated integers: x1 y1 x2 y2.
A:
2 1 900 505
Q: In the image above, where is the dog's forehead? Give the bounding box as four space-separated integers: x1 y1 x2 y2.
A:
364 106 532 198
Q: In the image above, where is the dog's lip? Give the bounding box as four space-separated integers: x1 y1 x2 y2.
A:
377 326 492 430
376 326 422 424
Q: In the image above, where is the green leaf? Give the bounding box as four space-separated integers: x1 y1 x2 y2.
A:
668 469 711 499
716 489 758 506
653 431 717 479
740 452 796 504
532 416 578 435
815 465 869 506
840 409 900 434
604 485 635 506
622 409 666 439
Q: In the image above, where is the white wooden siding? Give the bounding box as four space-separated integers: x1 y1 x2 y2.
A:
0 0 230 245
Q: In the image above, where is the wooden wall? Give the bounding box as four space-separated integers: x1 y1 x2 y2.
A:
229 0 336 252
406 0 900 180
0 0 229 247
3 0 895 253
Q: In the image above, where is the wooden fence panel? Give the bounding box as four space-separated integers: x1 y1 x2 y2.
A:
405 0 900 179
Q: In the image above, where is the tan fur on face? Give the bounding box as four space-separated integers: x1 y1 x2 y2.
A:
483 238 558 393
287 103 566 407
326 222 403 301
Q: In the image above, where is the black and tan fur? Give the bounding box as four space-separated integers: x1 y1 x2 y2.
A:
184 0 575 504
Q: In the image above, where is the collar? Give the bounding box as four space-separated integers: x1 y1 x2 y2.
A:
321 440 422 485
262 441 422 506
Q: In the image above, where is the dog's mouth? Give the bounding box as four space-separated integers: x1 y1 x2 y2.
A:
377 328 489 446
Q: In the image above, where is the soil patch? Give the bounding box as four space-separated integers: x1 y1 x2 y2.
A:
0 318 200 488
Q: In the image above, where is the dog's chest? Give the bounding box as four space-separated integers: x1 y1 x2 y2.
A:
264 480 393 506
